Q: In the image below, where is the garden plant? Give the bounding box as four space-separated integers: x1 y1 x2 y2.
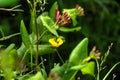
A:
0 0 120 80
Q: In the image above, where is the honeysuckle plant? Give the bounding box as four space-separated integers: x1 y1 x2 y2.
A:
0 0 120 80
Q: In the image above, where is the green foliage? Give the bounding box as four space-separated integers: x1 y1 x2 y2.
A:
69 38 88 66
28 72 45 80
81 61 95 76
40 16 59 37
49 1 58 20
33 45 56 55
0 0 19 7
0 0 120 80
20 20 32 49
0 44 16 80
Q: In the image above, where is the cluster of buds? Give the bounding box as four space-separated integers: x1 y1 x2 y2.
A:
75 4 85 16
55 8 71 26
90 46 101 59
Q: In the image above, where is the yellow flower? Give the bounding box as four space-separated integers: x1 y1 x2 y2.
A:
49 38 63 47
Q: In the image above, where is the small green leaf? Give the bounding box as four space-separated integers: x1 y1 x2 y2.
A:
17 43 26 56
59 27 81 32
69 38 88 66
51 63 76 80
37 12 49 35
51 63 67 77
20 20 31 49
49 1 58 20
28 72 45 80
40 16 59 37
70 63 87 70
81 61 95 76
0 44 15 80
3 43 15 54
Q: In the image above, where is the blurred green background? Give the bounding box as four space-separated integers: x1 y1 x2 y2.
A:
0 0 120 79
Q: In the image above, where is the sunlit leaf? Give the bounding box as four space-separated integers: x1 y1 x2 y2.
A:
3 43 15 54
81 61 95 76
28 72 45 80
70 63 87 70
69 38 88 66
40 16 59 37
0 44 16 80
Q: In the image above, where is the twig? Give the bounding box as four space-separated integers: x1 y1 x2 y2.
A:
0 5 24 12
0 33 20 41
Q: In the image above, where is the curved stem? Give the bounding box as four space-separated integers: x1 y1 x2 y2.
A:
96 59 100 80
56 50 64 64
103 62 120 80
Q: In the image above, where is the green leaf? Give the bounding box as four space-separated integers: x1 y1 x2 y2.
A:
33 44 56 55
51 63 67 77
28 72 45 80
41 69 47 80
51 63 76 80
70 63 87 70
0 44 16 80
0 0 19 7
20 20 31 49
3 43 15 54
81 61 95 76
40 16 59 37
69 38 88 66
63 9 77 26
17 43 26 56
59 26 81 32
37 12 49 35
49 1 58 20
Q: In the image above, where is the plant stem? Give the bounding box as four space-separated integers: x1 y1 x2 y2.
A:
56 50 64 64
103 62 120 80
33 0 39 70
70 71 78 80
96 59 100 80
0 33 20 41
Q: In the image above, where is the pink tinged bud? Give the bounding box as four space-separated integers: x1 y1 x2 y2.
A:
75 4 85 16
90 46 101 59
55 8 61 22
92 46 96 52
95 52 101 59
